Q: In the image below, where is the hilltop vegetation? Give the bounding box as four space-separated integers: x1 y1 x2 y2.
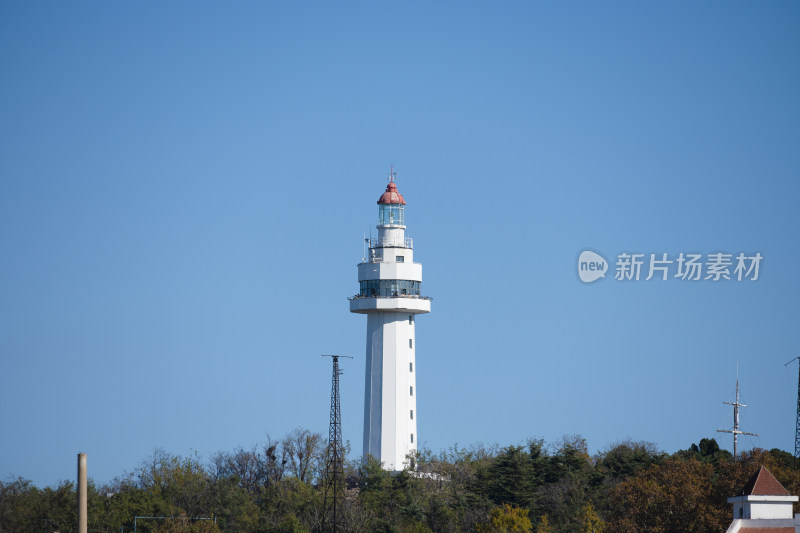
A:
1 431 797 532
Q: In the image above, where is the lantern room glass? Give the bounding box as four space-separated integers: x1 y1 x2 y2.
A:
379 204 404 226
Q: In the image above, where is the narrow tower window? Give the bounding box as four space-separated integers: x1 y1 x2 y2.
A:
409 362 413 372
409 339 413 348
410 386 413 396
409 315 413 325
410 410 414 420
410 433 414 443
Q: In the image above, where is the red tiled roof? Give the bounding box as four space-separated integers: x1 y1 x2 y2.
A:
738 466 790 496
377 181 406 205
739 526 794 533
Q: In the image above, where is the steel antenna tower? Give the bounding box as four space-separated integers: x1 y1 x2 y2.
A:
717 378 758 457
785 357 800 458
322 354 352 533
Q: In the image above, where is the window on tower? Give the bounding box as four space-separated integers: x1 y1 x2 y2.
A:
409 339 413 348
410 410 413 420
409 315 413 325
410 386 413 396
410 433 414 443
359 280 420 298
396 256 404 263
379 204 404 226
409 362 413 372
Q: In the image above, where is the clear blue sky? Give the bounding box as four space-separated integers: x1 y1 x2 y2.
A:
1 1 799 488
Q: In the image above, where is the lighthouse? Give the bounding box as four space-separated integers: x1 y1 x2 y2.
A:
350 172 431 471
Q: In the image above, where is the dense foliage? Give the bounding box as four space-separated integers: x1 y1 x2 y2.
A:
2 431 798 533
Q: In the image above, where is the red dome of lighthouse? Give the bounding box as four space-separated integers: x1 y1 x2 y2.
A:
377 180 406 205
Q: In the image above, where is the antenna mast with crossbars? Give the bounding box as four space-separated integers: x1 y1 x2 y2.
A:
321 354 351 533
717 378 758 457
785 357 800 458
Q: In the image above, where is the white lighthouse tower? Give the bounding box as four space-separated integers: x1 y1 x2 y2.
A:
350 172 431 471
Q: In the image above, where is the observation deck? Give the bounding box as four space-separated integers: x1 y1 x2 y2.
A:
349 293 432 314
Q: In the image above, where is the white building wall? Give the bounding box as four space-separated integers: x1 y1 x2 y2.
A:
358 261 422 282
749 501 795 519
729 496 798 520
377 226 405 244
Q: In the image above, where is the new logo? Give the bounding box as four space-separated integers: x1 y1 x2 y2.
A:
578 250 608 283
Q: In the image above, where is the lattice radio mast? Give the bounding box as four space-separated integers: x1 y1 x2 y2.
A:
785 357 800 458
322 354 351 533
717 378 758 457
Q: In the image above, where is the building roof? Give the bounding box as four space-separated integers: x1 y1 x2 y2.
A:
377 180 406 205
737 466 791 497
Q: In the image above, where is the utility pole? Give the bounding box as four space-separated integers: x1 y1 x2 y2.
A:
717 378 758 457
322 355 351 533
785 357 800 458
77 453 87 533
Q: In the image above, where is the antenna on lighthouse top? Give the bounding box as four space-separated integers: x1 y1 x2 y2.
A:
388 165 397 183
717 376 758 458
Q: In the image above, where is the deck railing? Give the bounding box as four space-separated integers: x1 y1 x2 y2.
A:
348 294 432 301
369 236 412 248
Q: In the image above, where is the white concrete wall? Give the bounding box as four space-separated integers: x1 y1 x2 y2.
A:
369 246 415 264
729 495 798 520
377 226 405 244
358 261 421 282
363 311 417 470
750 501 795 519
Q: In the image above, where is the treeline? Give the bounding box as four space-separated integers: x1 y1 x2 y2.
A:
2 431 799 533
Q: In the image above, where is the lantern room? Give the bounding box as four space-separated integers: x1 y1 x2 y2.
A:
377 177 406 227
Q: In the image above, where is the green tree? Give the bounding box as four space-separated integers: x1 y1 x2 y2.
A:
0 477 42 532
40 481 78 533
476 446 537 508
138 449 215 517
674 437 731 463
268 514 308 533
595 441 663 481
545 436 592 483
